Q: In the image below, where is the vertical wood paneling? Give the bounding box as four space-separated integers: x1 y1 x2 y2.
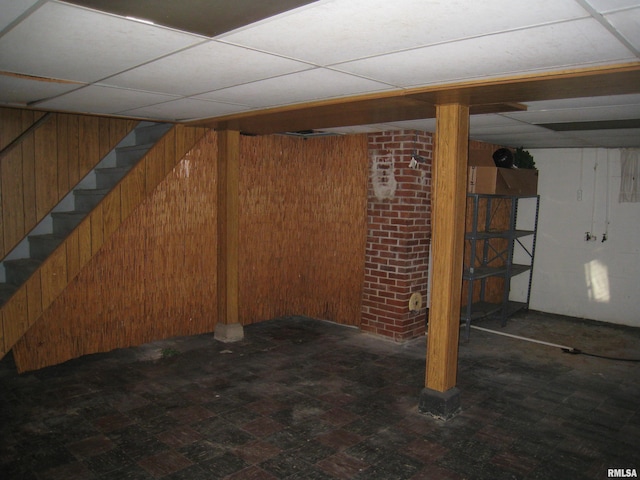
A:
67 115 80 186
34 117 58 219
66 229 80 280
145 146 163 193
40 248 67 307
102 185 121 238
98 117 111 159
239 134 368 326
11 126 366 371
79 116 100 177
2 290 28 349
12 127 210 370
0 109 135 258
90 205 104 255
25 272 43 326
120 162 145 219
1 148 24 251
78 218 93 266
21 115 37 228
163 127 176 176
0 108 24 150
57 114 70 195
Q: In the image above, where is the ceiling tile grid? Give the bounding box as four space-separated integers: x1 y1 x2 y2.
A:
0 2 203 83
35 84 181 115
0 0 39 31
602 7 640 51
192 68 395 110
219 0 591 66
0 74 81 105
100 40 315 97
332 18 636 88
118 97 251 122
0 0 639 147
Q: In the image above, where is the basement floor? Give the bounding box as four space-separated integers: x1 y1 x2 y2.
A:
1 311 639 480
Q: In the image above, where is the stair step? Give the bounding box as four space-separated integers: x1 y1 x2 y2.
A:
0 122 171 309
4 258 41 286
135 123 171 145
29 234 65 260
115 143 152 167
51 211 85 235
74 188 109 212
0 283 18 304
95 166 129 189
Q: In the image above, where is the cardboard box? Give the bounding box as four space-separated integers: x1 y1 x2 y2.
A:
467 155 538 195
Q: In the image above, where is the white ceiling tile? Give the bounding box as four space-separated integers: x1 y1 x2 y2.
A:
470 114 528 129
522 94 640 111
604 7 640 50
0 75 83 106
0 0 39 31
120 98 250 122
221 0 589 65
471 123 548 136
504 104 640 123
583 0 640 13
35 85 179 115
0 2 202 83
335 18 635 87
194 68 393 108
473 131 593 148
0 0 638 149
103 41 313 96
571 128 640 147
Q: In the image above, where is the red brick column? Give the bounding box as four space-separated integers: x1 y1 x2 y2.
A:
361 130 433 340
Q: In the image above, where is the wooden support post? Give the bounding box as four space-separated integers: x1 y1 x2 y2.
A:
419 103 469 419
214 130 243 342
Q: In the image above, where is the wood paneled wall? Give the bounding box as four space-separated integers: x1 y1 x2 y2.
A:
239 134 368 326
7 125 206 368
12 131 369 371
0 107 137 258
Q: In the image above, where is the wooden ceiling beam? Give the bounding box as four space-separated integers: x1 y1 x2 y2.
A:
190 63 640 135
407 63 640 105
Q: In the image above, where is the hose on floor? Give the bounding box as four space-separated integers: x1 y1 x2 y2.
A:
469 325 640 363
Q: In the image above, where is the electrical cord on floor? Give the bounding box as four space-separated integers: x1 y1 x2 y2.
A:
560 348 640 362
469 325 640 363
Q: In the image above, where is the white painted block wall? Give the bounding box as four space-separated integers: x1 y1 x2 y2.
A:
509 148 640 328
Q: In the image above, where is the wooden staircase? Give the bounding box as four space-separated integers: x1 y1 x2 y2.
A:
0 120 207 360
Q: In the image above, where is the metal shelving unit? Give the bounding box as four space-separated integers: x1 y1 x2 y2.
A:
461 193 540 339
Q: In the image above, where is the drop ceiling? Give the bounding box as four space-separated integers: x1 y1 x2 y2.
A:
1 0 639 148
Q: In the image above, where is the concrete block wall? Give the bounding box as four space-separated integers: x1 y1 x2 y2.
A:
361 130 433 340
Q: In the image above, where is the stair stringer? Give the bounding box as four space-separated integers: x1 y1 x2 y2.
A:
0 125 208 361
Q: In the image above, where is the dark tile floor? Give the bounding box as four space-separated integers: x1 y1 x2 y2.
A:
1 311 639 479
